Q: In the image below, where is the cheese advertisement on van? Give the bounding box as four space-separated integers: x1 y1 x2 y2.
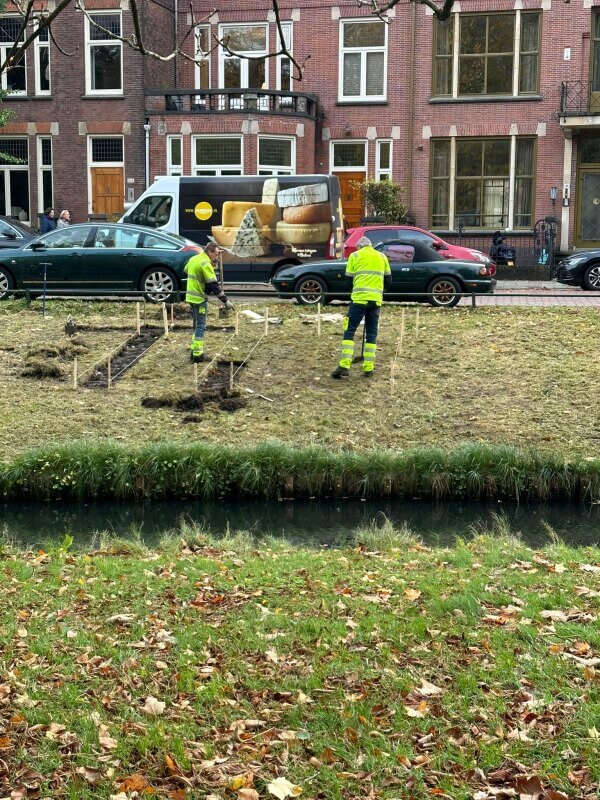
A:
122 175 344 284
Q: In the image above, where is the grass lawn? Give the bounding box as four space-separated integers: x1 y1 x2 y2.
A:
0 299 599 458
1 529 599 798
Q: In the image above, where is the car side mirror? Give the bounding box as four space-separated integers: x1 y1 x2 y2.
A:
31 241 46 250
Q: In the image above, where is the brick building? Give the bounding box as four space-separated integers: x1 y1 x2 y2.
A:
2 0 600 252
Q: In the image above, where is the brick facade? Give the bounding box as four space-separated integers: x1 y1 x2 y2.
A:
3 0 600 250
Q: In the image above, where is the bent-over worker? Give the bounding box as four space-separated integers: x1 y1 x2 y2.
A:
331 236 391 379
185 242 234 363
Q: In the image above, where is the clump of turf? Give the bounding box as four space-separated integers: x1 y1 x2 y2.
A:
21 358 65 379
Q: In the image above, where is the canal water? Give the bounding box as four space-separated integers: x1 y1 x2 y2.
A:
2 498 600 548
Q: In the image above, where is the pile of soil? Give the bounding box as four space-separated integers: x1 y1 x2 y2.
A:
21 337 90 380
141 358 248 420
84 330 162 388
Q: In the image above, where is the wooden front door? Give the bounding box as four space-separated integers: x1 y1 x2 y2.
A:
91 167 124 217
334 171 365 229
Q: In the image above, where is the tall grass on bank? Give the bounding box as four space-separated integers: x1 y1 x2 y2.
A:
2 440 600 502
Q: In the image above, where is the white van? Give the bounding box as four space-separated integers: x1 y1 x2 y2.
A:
121 175 343 283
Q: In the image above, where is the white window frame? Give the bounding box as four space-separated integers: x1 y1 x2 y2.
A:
257 135 295 175
0 137 30 221
330 140 368 172
218 23 269 90
167 135 183 176
376 140 392 181
85 11 123 96
37 136 53 214
86 135 124 214
441 10 538 99
192 135 243 176
338 18 387 103
34 19 50 95
0 17 26 95
194 24 211 90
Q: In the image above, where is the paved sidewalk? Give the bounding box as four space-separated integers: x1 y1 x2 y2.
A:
462 280 600 306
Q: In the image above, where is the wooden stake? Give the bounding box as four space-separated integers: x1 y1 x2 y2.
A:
264 306 269 336
143 302 147 327
107 356 112 389
234 308 239 335
170 303 174 325
73 357 78 390
162 303 169 337
399 309 405 354
229 361 234 391
194 363 198 390
136 302 141 335
415 307 420 339
317 302 321 336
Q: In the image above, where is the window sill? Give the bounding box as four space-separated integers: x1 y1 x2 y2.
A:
429 94 542 104
81 93 125 99
336 100 388 106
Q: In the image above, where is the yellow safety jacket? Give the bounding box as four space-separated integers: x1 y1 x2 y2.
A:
345 246 392 306
185 252 219 304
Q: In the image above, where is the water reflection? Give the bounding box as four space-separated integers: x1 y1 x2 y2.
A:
1 498 600 548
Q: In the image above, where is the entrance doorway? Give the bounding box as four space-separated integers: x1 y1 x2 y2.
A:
575 135 600 248
91 167 124 216
334 171 366 229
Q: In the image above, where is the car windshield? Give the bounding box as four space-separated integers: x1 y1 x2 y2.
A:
0 218 32 236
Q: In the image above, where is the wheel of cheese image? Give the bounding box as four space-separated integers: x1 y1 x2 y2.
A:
211 225 275 248
222 201 277 228
275 221 332 244
282 202 332 225
276 183 329 208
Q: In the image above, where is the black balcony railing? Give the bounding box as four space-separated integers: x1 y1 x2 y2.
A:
560 81 600 116
145 88 318 119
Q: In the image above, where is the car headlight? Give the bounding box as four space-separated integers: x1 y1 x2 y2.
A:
563 255 588 267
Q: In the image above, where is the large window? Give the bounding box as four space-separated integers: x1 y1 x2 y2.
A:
86 12 122 94
195 25 210 89
167 136 183 176
0 17 26 94
339 19 387 102
0 139 29 221
193 136 242 176
433 12 540 98
219 24 267 90
34 21 50 95
430 137 535 230
258 137 295 175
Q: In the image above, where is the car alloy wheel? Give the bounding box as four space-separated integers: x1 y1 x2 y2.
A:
428 276 461 308
141 268 177 303
584 264 600 291
295 275 327 305
0 266 13 300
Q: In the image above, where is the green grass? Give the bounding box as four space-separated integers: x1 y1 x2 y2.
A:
1 532 599 798
1 300 600 458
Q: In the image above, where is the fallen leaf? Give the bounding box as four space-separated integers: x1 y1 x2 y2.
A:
142 696 166 716
98 723 118 750
404 588 422 601
238 789 259 800
75 766 103 784
418 679 444 696
540 610 568 622
267 776 302 799
118 773 152 792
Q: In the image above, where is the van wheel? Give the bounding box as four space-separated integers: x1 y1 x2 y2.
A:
140 267 178 303
0 266 14 300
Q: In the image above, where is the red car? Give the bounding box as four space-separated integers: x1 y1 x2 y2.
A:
337 224 495 274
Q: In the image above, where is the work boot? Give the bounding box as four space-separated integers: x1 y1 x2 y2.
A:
331 366 350 379
192 353 207 364
363 370 374 379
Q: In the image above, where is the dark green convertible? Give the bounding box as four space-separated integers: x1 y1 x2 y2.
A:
272 240 497 307
0 223 201 302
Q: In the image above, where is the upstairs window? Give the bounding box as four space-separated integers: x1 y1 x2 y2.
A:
195 25 210 89
339 19 387 102
34 21 50 95
220 24 267 90
276 22 293 92
0 17 26 95
86 12 122 94
433 12 540 98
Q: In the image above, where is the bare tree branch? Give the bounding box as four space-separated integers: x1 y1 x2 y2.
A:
0 0 75 75
359 0 455 22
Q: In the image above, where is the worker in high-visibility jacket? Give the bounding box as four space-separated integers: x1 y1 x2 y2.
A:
331 236 391 379
185 242 234 362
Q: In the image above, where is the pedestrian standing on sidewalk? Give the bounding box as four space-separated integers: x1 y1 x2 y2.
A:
331 236 391 379
56 209 71 228
185 242 234 363
40 208 56 233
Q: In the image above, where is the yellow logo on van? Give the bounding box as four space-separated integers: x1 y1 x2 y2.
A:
194 201 214 221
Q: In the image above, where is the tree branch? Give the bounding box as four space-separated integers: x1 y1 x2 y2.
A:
359 0 455 22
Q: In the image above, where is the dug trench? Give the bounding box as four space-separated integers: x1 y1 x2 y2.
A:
141 358 248 421
83 328 163 388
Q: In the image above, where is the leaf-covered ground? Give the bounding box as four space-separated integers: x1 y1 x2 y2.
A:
1 534 599 799
1 299 600 458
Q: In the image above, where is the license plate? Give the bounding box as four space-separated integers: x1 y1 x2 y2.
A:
507 260 514 267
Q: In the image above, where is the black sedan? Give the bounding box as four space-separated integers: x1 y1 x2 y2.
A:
0 216 34 249
0 223 201 302
272 240 496 307
556 250 600 290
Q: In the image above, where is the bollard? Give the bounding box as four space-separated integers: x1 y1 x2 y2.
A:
264 306 269 336
136 302 141 335
471 293 477 309
73 357 78 390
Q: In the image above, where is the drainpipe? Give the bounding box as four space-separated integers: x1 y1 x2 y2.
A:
174 0 178 89
144 117 151 189
405 1 417 212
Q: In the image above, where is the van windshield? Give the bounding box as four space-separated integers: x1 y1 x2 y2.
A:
125 195 173 228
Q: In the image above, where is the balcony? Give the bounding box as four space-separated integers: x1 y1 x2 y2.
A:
560 81 600 117
145 88 318 119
